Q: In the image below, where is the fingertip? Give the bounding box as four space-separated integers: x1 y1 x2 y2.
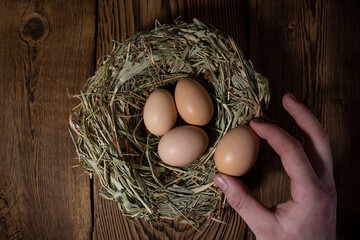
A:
282 93 300 114
214 172 226 180
214 174 246 193
220 174 248 194
213 173 228 191
250 119 262 130
250 119 270 138
282 93 319 127
283 93 298 103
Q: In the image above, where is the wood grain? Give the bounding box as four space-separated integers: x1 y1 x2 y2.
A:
0 0 96 239
325 1 360 238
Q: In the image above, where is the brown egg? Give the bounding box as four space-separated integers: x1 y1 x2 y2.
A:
214 126 259 176
175 78 214 126
143 89 177 136
158 125 209 167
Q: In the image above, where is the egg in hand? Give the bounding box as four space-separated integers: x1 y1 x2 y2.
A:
215 125 259 176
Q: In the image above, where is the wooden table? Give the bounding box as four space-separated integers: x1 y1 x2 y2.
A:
1 0 359 239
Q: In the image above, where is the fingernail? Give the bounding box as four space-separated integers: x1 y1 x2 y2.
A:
288 93 298 102
214 174 228 191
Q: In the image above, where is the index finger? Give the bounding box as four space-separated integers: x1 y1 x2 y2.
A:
250 120 319 198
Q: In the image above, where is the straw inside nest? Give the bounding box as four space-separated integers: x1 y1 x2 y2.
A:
69 18 269 227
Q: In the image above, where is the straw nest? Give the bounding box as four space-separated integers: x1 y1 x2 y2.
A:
69 18 270 227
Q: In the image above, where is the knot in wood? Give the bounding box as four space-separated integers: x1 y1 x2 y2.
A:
20 13 49 44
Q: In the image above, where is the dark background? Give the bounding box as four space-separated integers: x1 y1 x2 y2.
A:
1 0 359 239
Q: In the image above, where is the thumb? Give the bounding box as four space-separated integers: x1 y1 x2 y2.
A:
214 173 278 236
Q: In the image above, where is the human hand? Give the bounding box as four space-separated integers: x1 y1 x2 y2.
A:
213 93 337 240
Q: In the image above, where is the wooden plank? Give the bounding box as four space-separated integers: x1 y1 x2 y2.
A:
93 0 250 239
0 0 96 239
249 0 360 239
324 1 360 238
